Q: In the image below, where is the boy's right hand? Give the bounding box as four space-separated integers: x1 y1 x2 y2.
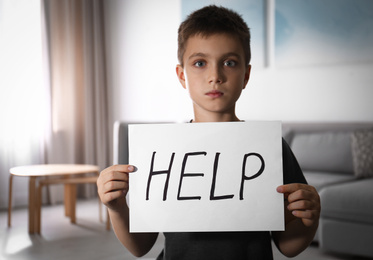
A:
97 164 137 212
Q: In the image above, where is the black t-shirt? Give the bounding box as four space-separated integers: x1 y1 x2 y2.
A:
156 139 306 260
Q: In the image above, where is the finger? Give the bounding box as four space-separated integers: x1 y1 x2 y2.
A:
287 189 315 204
287 199 313 211
104 179 128 192
99 165 137 183
101 189 127 204
100 164 137 176
106 171 130 182
277 184 319 205
97 165 137 205
97 172 127 193
97 172 128 196
276 183 316 194
291 210 319 222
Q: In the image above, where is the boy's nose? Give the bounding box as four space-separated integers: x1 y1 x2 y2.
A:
208 65 224 84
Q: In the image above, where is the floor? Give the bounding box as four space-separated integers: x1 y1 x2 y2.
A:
0 199 371 260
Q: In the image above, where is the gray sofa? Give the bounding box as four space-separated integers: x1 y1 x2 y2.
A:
283 122 373 258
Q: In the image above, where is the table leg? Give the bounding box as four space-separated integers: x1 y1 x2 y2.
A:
64 182 71 217
29 177 36 234
70 184 76 223
8 174 13 227
64 183 77 223
36 182 43 234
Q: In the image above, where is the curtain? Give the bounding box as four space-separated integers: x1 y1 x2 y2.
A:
43 0 110 202
0 0 110 209
0 0 48 209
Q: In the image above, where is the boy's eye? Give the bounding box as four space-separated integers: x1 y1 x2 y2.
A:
194 61 206 67
224 60 237 67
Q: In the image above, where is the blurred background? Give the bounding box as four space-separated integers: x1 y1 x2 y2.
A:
1 1 373 259
0 0 372 228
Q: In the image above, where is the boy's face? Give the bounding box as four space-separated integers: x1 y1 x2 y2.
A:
176 33 251 121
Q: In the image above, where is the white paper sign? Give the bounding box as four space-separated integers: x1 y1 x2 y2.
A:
129 121 284 232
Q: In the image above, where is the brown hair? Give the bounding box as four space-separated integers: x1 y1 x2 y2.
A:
177 5 251 67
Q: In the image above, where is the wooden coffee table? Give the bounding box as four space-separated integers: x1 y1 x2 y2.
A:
8 164 109 234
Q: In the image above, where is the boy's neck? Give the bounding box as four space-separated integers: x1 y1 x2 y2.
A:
192 111 240 123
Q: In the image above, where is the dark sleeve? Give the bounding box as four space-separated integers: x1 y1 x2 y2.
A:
282 138 307 185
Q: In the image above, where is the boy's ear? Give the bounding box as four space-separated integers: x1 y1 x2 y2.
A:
243 65 251 89
176 64 187 89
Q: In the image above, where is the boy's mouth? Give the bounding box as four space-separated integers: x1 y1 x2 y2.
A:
206 90 224 98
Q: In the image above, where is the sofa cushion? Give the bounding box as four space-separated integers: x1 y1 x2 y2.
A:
320 218 373 258
303 171 356 192
320 179 373 225
351 129 373 178
290 132 353 174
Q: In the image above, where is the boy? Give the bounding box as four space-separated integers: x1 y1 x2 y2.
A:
97 5 320 259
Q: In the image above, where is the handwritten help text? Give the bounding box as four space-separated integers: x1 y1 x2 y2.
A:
146 151 265 201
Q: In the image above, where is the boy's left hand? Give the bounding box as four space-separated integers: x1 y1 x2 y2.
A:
277 184 321 227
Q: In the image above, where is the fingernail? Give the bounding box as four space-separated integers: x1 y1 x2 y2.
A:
128 165 137 172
